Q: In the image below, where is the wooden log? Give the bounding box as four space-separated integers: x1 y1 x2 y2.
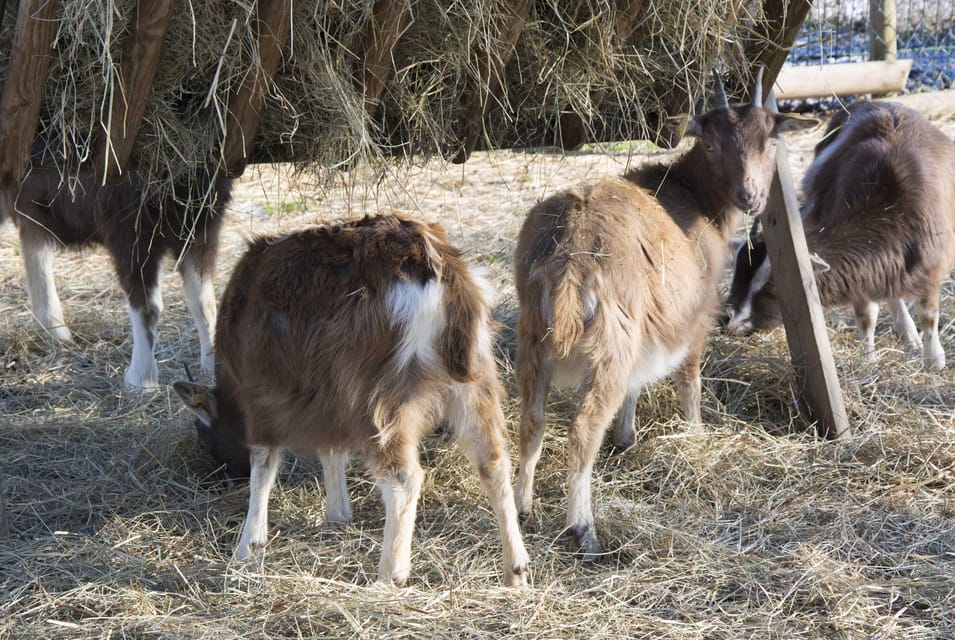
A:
0 0 61 189
221 0 296 179
557 0 646 150
356 0 412 118
452 0 530 164
93 0 176 183
773 60 911 100
760 93 850 440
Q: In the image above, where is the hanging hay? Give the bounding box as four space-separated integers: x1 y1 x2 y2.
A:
1 0 766 203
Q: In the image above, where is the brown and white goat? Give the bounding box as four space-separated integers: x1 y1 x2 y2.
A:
726 101 955 370
513 71 816 560
174 213 530 587
1 161 230 388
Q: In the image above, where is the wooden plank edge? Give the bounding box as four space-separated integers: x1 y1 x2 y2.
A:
0 0 61 188
452 0 530 164
761 93 851 440
221 0 296 179
93 0 176 183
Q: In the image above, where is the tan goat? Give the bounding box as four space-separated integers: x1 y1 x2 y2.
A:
175 213 529 587
513 71 816 559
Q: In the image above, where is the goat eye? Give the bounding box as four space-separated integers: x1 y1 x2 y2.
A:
704 143 716 153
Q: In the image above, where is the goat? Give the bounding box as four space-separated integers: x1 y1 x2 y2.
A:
174 213 530 587
513 70 817 560
1 160 230 388
725 101 955 370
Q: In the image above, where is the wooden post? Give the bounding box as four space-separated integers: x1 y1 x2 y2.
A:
356 0 412 118
94 0 176 183
0 0 61 189
869 0 897 63
221 0 296 178
452 0 530 164
760 93 851 440
557 0 646 150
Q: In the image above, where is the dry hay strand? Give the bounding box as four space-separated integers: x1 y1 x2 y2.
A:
2 123 955 638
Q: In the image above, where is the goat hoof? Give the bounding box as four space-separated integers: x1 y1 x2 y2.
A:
569 524 601 563
506 563 530 587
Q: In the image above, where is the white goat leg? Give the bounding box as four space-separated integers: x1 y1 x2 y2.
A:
318 449 352 524
21 234 71 341
181 260 217 376
236 446 282 560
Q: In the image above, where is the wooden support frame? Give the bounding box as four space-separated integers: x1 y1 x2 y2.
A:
356 0 413 118
557 0 646 150
93 0 176 183
452 0 530 164
221 0 296 178
760 93 850 440
746 0 813 104
0 0 61 189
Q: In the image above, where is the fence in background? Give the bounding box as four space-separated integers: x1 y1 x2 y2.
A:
790 0 955 91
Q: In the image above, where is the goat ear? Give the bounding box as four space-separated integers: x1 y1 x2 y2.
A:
773 113 819 134
172 381 217 427
666 115 703 139
809 253 831 273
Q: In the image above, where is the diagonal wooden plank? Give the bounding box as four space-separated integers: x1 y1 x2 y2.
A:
556 0 646 150
221 0 296 178
759 93 850 440
0 0 61 188
94 0 176 183
356 0 412 118
452 0 530 164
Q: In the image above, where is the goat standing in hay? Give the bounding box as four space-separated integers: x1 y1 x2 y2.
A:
513 70 817 560
0 158 230 389
726 101 955 370
174 213 530 587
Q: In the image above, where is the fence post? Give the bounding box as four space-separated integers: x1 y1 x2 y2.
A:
869 0 897 63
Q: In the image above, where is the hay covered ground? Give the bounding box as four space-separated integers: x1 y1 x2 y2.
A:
2 101 955 639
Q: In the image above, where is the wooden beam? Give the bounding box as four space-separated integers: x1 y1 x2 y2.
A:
94 0 176 183
557 0 646 150
0 0 61 189
452 0 530 164
773 60 911 100
746 0 813 104
356 0 412 118
760 93 850 440
221 0 296 178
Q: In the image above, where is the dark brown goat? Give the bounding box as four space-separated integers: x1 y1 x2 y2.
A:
1 165 230 388
174 213 530 587
513 72 817 560
726 101 955 369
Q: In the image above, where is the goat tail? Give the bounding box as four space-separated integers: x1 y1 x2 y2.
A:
548 255 586 360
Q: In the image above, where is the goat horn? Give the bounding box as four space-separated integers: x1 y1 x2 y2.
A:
712 69 729 109
183 363 196 383
752 65 765 107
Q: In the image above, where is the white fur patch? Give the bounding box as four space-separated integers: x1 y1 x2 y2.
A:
387 278 446 371
627 341 690 393
728 257 772 332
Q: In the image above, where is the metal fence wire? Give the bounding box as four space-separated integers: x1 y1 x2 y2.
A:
792 0 955 91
